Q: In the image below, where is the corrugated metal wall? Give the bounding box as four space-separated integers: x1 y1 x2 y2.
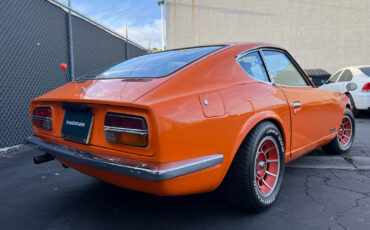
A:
0 0 148 148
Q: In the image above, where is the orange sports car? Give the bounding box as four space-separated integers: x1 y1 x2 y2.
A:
26 43 355 212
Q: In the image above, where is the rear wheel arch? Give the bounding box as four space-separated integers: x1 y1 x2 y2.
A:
264 119 285 146
228 113 287 170
215 113 288 194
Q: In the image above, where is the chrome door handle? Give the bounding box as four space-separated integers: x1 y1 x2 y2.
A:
292 102 302 108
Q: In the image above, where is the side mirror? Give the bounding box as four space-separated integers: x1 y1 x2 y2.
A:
346 83 357 92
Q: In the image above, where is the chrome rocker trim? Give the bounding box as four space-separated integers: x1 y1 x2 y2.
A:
25 136 224 181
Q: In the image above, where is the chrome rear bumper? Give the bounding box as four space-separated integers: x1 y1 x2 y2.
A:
25 136 223 181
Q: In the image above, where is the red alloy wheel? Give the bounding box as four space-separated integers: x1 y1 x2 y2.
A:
254 137 280 196
337 115 353 147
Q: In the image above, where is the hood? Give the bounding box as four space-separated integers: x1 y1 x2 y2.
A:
34 78 169 104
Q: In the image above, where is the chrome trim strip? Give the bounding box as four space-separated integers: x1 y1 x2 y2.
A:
235 48 274 85
259 49 275 84
32 115 52 121
235 46 267 59
104 126 148 135
25 136 223 181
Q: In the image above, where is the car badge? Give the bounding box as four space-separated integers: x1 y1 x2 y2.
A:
81 87 87 93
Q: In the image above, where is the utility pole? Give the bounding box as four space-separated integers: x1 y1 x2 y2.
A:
67 0 75 81
157 1 165 50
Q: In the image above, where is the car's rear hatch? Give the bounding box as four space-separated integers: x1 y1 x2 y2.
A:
31 78 167 157
37 78 168 104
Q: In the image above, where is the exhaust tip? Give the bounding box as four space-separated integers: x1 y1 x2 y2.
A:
34 153 54 164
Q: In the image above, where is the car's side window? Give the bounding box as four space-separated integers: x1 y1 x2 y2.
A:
262 50 309 87
338 70 353 82
238 52 270 82
327 70 342 84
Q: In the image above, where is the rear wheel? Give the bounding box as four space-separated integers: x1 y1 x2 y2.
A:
222 121 285 213
323 108 355 154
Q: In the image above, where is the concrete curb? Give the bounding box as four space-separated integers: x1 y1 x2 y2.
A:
0 144 32 156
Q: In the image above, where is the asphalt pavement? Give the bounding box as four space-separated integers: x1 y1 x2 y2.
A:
1 115 369 230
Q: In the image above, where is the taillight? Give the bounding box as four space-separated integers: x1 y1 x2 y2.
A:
32 107 52 130
362 83 370 91
104 112 148 147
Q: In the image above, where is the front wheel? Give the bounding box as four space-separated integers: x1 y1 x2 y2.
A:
222 121 285 213
322 108 355 154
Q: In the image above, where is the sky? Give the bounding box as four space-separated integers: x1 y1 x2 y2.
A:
58 0 165 49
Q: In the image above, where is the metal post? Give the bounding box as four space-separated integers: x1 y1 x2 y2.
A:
124 24 129 60
161 3 165 50
158 1 165 50
67 0 75 81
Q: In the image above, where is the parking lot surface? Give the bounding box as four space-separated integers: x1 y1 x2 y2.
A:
1 116 369 230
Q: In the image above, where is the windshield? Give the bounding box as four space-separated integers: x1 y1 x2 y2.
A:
359 67 370 77
81 46 224 79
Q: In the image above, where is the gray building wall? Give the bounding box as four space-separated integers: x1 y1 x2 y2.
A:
0 0 148 148
166 0 370 72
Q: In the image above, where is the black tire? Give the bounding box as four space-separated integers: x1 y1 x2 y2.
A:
322 108 355 154
347 94 359 117
222 121 285 213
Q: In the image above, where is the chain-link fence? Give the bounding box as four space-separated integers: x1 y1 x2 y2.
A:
0 0 149 149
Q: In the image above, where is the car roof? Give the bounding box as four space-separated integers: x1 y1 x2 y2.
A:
338 65 370 71
166 42 283 52
334 66 370 76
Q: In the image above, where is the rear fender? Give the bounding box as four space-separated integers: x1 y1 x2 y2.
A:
228 111 287 167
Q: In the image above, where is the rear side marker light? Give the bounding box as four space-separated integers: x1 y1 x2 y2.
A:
104 113 148 147
32 107 52 130
362 82 370 91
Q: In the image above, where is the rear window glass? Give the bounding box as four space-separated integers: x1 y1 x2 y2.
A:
359 67 370 77
81 46 223 79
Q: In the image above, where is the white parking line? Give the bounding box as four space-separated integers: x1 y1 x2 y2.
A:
351 157 370 169
288 156 355 169
288 156 370 170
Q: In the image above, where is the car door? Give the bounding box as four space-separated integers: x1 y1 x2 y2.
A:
336 69 354 92
320 70 343 90
261 49 336 158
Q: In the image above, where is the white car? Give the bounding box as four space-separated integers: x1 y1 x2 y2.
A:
319 66 370 116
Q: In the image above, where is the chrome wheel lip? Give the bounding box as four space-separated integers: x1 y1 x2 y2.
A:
337 115 353 149
253 136 281 197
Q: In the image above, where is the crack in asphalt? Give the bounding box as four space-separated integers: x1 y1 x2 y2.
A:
333 194 370 230
342 155 358 169
302 168 370 230
357 169 370 180
303 171 326 212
